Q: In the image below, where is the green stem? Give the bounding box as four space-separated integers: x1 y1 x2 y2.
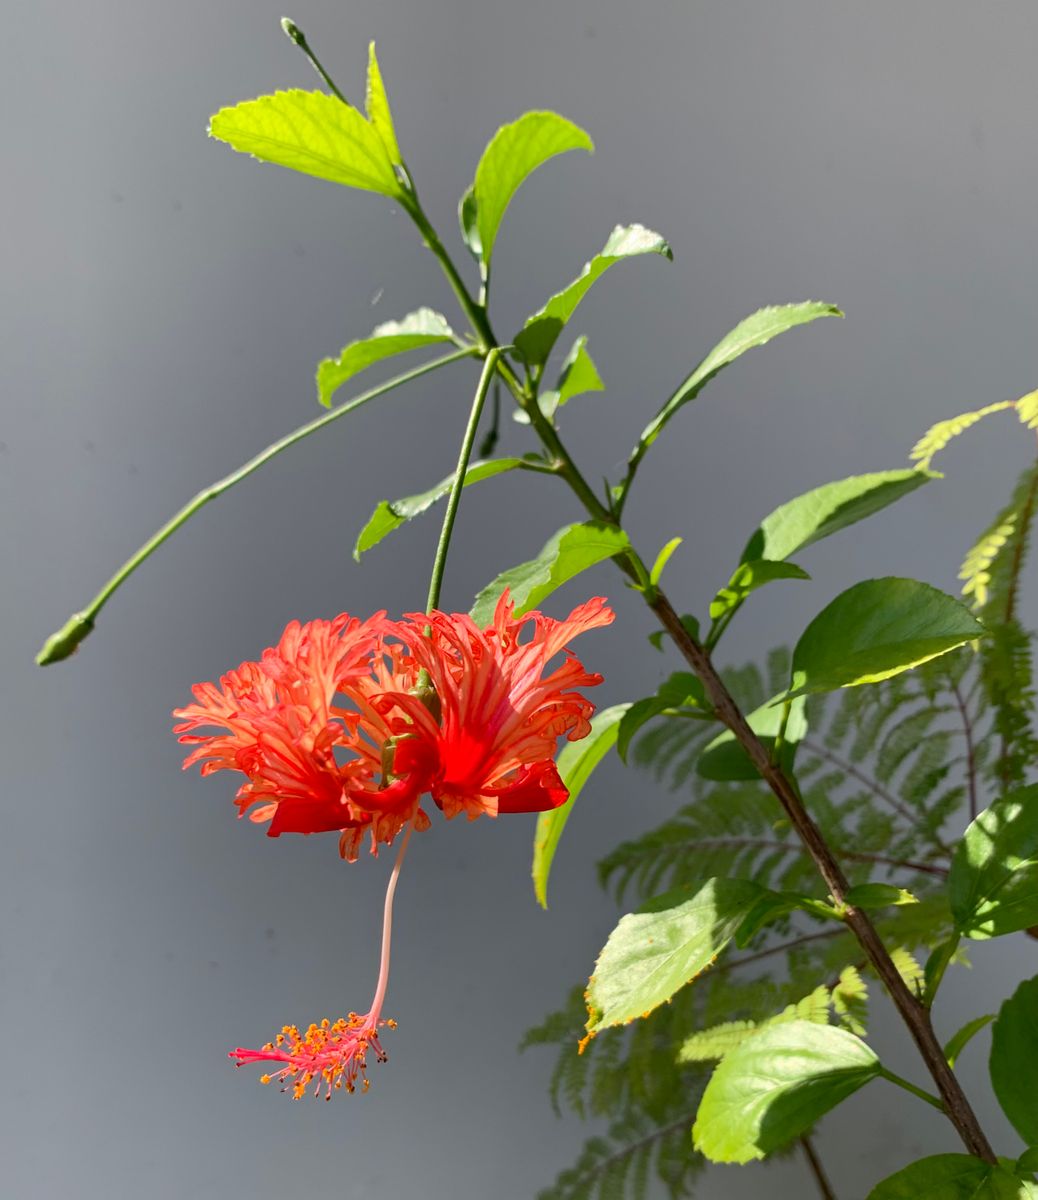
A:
281 19 351 105
771 697 794 767
36 348 474 665
879 1066 945 1113
425 350 500 612
402 195 494 352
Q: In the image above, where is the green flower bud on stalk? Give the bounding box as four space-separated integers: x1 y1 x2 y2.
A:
36 612 94 665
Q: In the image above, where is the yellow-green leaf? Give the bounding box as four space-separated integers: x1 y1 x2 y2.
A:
209 89 402 196
365 42 402 164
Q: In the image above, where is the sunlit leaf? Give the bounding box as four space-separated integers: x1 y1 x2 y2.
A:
693 1020 880 1164
843 883 918 910
742 470 937 564
942 1014 994 1069
697 693 807 781
991 976 1038 1144
867 1155 1038 1199
472 111 593 267
950 786 1038 938
354 458 522 559
583 878 764 1037
470 521 630 626
365 42 402 164
514 224 671 367
513 336 604 426
316 308 454 408
709 559 810 621
616 672 707 764
532 704 630 909
209 89 401 196
790 577 985 696
630 302 841 469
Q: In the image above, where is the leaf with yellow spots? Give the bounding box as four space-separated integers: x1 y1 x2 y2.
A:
583 877 765 1039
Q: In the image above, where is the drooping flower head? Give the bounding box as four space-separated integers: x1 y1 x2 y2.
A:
173 592 612 1096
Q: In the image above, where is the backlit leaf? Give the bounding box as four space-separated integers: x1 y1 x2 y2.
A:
630 302 841 469
514 224 672 367
584 878 764 1036
950 787 1038 938
472 111 593 267
354 458 522 559
790 578 985 696
991 976 1038 1144
742 470 937 565
470 522 630 626
693 1020 880 1163
709 559 810 621
867 1155 1038 1199
532 704 630 909
317 308 454 408
365 42 402 164
697 693 807 781
209 89 401 196
942 1014 994 1069
617 672 707 764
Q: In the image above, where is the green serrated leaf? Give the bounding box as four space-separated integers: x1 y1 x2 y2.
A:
867 1155 1038 1199
472 111 593 267
630 302 841 470
209 89 402 196
942 1013 994 1069
693 1020 880 1164
616 673 707 764
742 470 937 565
844 883 918 910
734 889 837 947
514 224 672 367
532 704 630 909
556 337 605 406
470 521 630 626
990 976 1038 1144
316 308 455 408
697 693 807 781
584 878 764 1037
950 786 1038 938
790 577 986 696
354 458 522 559
709 559 810 621
513 335 604 426
365 42 402 164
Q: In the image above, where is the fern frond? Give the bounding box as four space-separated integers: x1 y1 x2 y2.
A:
889 946 925 998
960 458 1038 789
677 984 832 1063
909 399 1015 470
537 1109 703 1200
1016 389 1038 429
832 966 868 1035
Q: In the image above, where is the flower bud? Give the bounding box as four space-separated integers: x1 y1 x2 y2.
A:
36 612 94 666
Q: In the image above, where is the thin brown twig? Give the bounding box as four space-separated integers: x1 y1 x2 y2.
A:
800 1134 839 1200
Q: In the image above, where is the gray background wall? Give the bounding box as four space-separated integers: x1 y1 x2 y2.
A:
4 2 1037 1197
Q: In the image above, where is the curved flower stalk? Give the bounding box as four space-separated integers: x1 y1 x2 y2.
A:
173 591 612 1095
